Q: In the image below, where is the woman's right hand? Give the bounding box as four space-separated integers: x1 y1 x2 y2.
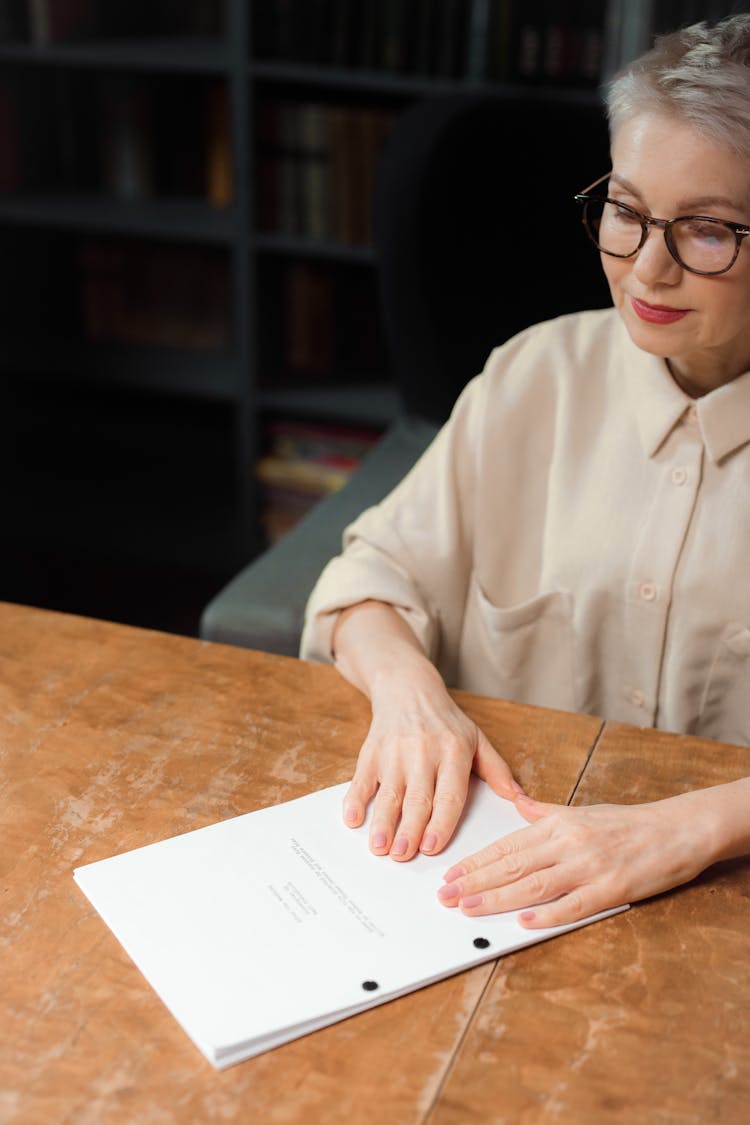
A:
332 601 523 862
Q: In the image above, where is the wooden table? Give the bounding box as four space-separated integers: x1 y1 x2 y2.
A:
1 603 748 1124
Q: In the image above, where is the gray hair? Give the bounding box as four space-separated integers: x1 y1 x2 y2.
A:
606 15 750 159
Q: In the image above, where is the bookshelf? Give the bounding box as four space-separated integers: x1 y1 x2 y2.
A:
0 0 728 589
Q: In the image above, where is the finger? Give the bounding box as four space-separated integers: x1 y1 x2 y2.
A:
457 864 573 916
369 778 405 855
519 887 601 929
514 793 558 823
419 759 470 855
437 841 558 906
472 731 525 800
443 818 551 883
390 772 436 862
343 765 379 828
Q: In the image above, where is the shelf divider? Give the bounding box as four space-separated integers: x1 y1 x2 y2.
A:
0 39 230 74
0 194 236 243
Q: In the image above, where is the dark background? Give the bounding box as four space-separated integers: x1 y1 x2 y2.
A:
0 0 743 639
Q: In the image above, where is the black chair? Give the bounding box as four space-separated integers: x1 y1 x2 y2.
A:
200 92 611 655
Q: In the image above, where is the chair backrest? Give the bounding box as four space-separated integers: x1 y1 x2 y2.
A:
374 92 613 425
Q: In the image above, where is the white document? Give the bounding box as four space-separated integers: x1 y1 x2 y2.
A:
74 778 626 1068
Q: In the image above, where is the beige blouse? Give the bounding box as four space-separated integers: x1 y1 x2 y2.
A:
301 309 750 747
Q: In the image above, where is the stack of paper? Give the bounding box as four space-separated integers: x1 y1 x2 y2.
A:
74 778 625 1068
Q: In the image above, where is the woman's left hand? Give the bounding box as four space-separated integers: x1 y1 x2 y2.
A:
437 790 719 927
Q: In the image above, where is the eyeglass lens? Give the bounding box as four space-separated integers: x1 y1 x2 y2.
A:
584 198 738 273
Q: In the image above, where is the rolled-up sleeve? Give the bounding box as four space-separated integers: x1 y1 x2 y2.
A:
300 370 486 679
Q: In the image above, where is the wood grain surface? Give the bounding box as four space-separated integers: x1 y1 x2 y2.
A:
0 603 600 1125
430 724 750 1124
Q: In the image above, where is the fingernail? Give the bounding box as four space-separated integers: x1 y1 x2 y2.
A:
460 894 484 909
345 807 359 825
372 831 387 849
391 835 408 857
422 832 438 853
438 883 459 902
519 910 536 924
443 864 465 883
516 792 533 803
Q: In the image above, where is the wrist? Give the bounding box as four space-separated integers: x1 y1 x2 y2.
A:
369 648 446 708
692 778 750 865
663 783 747 873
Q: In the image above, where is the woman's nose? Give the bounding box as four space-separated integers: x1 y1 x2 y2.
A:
632 225 683 285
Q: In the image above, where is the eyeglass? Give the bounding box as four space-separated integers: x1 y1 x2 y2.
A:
575 172 750 276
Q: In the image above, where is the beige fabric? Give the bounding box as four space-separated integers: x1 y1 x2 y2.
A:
301 309 750 746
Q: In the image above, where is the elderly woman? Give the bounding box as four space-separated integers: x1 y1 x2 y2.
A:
300 16 750 927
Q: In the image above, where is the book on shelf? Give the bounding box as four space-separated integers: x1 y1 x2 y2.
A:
329 0 355 67
273 257 386 391
50 70 82 190
0 67 233 203
604 0 653 71
256 101 283 232
250 0 426 75
78 238 230 352
0 0 29 41
578 0 605 85
256 453 352 497
293 0 333 65
276 100 303 236
147 78 204 199
256 99 396 247
0 69 60 191
86 0 224 41
249 0 605 86
357 0 379 69
468 0 606 85
510 0 605 85
258 487 320 543
433 0 468 78
204 80 233 209
256 418 381 542
465 0 492 80
301 104 331 240
512 2 544 82
562 0 605 85
95 74 233 205
98 76 156 201
158 0 224 38
283 261 336 378
0 83 22 192
4 1 224 45
330 106 359 245
541 1 567 82
27 0 94 44
254 0 297 63
411 0 437 75
380 0 407 71
485 0 513 81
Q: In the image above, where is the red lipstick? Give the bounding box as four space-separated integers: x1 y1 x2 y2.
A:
631 297 689 324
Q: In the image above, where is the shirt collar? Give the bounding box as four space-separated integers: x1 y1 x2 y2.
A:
698 370 750 462
620 318 750 463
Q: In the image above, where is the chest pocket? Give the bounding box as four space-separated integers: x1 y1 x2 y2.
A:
698 623 750 747
460 575 575 710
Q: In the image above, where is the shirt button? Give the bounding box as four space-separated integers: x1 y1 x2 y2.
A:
671 467 687 486
629 689 646 708
639 581 657 602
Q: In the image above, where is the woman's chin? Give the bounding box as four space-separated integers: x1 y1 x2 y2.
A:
618 306 681 358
